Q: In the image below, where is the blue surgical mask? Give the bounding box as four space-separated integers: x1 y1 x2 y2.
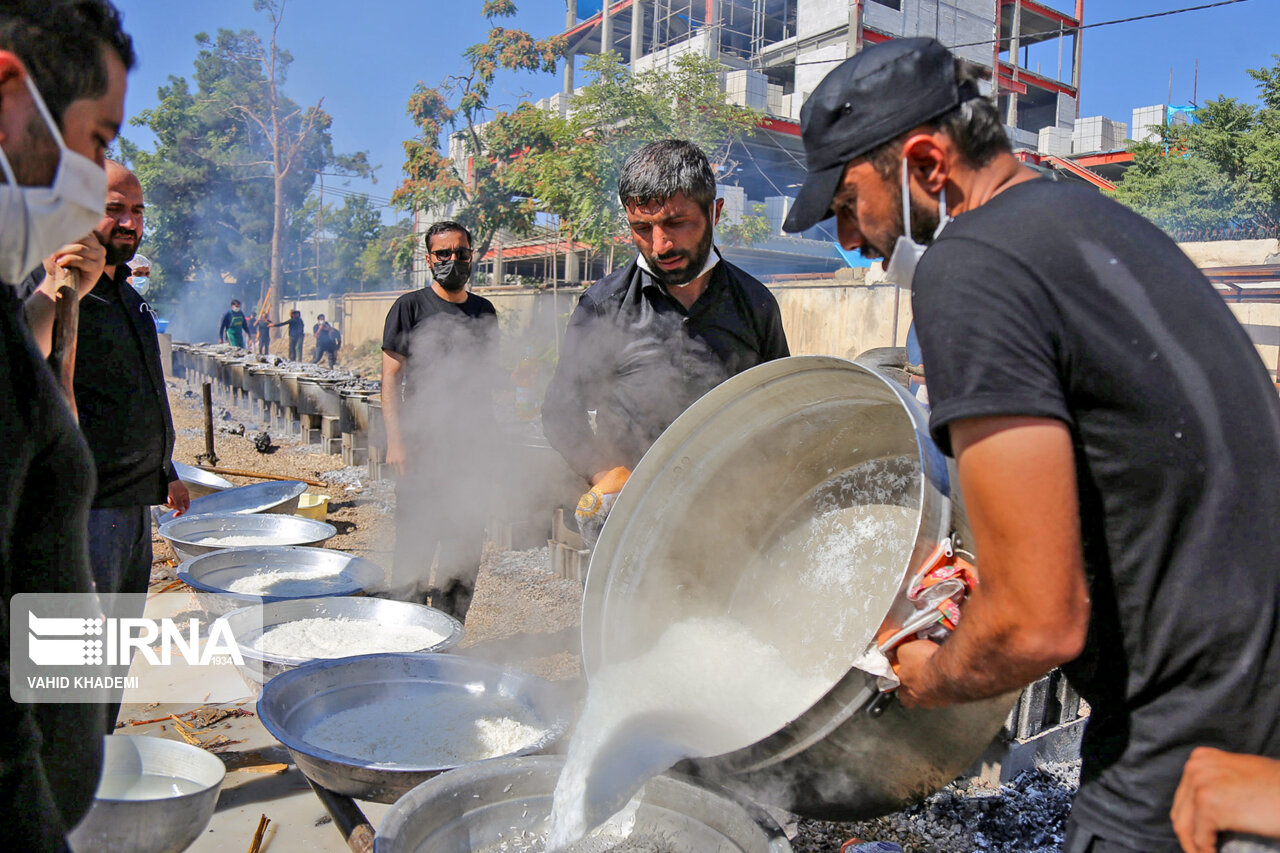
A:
130 275 149 294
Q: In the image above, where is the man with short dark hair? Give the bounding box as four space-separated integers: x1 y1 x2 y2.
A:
219 298 247 348
542 139 789 546
0 2 134 848
313 317 341 367
271 308 305 361
381 220 499 620
785 38 1280 852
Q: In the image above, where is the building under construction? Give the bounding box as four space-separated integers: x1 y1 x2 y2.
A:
417 0 1087 288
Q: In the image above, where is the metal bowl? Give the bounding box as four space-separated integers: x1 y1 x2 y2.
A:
177 545 385 615
67 734 225 853
257 654 572 803
160 513 337 563
156 479 308 525
584 356 1014 820
376 755 791 853
172 461 233 499
222 597 464 695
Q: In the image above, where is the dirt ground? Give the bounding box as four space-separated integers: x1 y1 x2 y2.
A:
155 377 1075 852
156 378 583 683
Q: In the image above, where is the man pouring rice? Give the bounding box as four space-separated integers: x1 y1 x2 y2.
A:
783 37 1280 852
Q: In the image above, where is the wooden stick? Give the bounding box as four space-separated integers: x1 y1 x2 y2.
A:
49 269 80 421
247 814 270 853
202 382 218 465
195 465 326 488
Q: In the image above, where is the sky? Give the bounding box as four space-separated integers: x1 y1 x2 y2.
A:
109 0 1278 222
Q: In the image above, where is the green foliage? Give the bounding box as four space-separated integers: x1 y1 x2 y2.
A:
124 0 371 306
719 202 772 248
515 52 764 253
393 1 565 262
1112 54 1280 234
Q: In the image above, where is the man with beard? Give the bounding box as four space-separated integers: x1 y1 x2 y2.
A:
542 139 789 546
0 2 134 847
24 159 189 599
381 220 498 620
783 38 1280 852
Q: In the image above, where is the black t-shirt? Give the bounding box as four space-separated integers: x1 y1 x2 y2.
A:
541 256 790 479
382 287 499 423
913 179 1280 848
0 285 103 839
280 316 304 337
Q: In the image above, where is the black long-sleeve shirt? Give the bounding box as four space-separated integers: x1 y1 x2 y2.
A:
0 284 103 844
22 267 177 507
542 255 789 480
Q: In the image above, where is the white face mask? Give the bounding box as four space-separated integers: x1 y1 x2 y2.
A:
882 156 951 291
0 75 108 284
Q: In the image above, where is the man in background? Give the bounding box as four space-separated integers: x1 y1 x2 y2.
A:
381 220 499 621
24 159 190 598
272 308 305 360
219 297 247 347
542 139 789 546
0 1 134 848
313 316 341 367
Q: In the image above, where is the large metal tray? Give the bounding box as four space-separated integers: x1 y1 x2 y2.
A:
257 653 572 803
222 597 463 693
176 545 384 615
160 513 336 563
156 480 308 525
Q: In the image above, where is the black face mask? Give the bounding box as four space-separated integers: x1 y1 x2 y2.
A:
433 260 471 292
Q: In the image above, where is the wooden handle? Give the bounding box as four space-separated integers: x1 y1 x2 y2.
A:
50 268 80 421
305 778 374 853
195 464 326 488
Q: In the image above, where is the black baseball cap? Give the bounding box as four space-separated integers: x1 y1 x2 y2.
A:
783 38 977 233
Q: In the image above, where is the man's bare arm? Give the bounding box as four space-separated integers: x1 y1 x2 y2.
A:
895 415 1090 707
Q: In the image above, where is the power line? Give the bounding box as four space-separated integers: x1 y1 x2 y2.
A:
790 0 1254 67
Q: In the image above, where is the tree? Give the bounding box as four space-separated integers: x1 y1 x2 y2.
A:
518 52 764 254
124 0 369 308
393 0 565 264
719 202 773 249
1112 55 1280 235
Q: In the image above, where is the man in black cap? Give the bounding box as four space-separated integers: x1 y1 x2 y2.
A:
785 38 1280 853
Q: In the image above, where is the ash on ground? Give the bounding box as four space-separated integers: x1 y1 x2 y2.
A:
789 762 1079 853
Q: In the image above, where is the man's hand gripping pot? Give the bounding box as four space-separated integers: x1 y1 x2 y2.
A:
575 466 631 549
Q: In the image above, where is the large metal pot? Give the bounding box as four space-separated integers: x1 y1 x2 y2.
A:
338 389 372 434
583 356 1014 820
257 654 573 803
376 755 792 853
278 372 301 408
